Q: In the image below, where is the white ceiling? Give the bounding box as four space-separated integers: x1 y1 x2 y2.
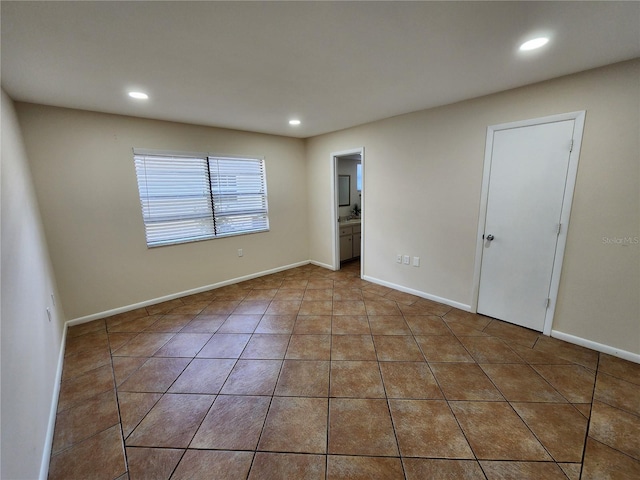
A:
2 1 639 138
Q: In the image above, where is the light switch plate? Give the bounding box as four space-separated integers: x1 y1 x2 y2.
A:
403 255 410 265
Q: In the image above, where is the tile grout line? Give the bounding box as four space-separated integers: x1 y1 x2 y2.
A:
50 324 121 461
415 319 484 473
455 334 561 468
105 317 133 480
377 301 409 480
325 282 333 478
114 291 242 477
246 301 293 478
419 310 579 475
53 261 639 479
578 352 601 478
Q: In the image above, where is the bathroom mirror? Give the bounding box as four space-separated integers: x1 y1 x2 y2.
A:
338 175 350 206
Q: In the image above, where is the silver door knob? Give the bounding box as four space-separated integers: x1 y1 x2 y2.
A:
486 234 495 241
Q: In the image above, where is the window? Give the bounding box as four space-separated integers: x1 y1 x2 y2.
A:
134 150 269 247
356 163 362 191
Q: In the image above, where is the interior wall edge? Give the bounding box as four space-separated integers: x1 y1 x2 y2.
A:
39 325 68 480
66 259 311 326
306 58 639 357
362 274 472 312
16 102 309 319
551 329 640 365
1 88 67 479
309 260 336 271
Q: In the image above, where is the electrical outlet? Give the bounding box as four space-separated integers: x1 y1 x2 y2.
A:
396 254 402 263
403 255 410 265
413 256 420 267
238 249 243 257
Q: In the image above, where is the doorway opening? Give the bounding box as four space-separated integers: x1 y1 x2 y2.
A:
332 148 364 275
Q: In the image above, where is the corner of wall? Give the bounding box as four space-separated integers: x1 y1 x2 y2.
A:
1 88 67 480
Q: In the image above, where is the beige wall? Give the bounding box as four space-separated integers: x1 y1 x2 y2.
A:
12 60 640 356
5 56 637 480
17 105 308 319
307 59 639 355
1 90 65 479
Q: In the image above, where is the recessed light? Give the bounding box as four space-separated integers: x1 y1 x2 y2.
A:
519 37 549 51
128 91 149 100
289 119 301 126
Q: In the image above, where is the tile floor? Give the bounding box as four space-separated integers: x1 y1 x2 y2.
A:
49 261 640 479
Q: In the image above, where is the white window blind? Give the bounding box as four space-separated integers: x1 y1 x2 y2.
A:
134 151 269 247
209 156 269 237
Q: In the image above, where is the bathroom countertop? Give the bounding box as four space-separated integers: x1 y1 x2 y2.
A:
339 218 361 226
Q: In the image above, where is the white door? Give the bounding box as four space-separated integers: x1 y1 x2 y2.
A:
477 119 576 331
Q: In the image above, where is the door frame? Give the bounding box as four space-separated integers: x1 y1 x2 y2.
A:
470 111 586 335
331 147 365 275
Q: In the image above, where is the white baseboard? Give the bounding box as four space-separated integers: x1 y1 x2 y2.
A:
362 275 471 312
40 324 67 480
67 260 311 326
43 261 640 480
552 330 640 364
309 259 335 270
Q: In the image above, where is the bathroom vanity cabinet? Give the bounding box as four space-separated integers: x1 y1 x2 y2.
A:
339 221 361 262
